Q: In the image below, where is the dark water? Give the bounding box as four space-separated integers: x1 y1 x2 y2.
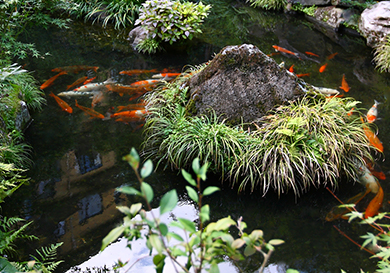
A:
4 2 390 272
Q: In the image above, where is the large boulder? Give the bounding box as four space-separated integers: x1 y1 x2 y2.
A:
185 44 305 125
359 1 390 47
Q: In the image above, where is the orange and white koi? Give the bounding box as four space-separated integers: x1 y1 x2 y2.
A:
91 91 104 108
52 65 99 74
40 71 67 90
366 100 380 123
74 79 114 92
327 52 338 60
75 100 105 119
360 117 384 152
272 45 298 56
67 76 88 90
49 92 73 113
365 182 383 218
319 63 328 73
130 79 160 87
339 74 350 92
152 73 182 79
119 69 158 76
305 51 319 57
110 109 148 119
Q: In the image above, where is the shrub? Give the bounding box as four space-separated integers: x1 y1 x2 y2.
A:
246 0 287 10
134 0 211 53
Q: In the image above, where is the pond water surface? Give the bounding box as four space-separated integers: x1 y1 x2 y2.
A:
4 1 390 272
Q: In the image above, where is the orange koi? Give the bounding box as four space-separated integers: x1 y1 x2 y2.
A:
110 109 147 119
106 84 145 95
130 79 160 87
267 52 280 57
40 71 67 90
49 92 73 113
119 69 158 76
75 100 105 119
327 52 338 60
339 74 350 92
367 100 380 123
347 108 355 116
152 73 182 79
117 103 146 112
371 170 386 181
319 63 328 73
288 64 294 73
52 65 99 74
360 117 384 152
296 73 310 77
67 76 88 90
83 76 96 85
305 51 319 57
364 182 383 218
272 45 298 56
114 117 145 124
325 190 369 221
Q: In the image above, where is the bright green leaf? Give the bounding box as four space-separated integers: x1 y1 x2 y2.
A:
167 231 184 242
153 254 166 273
199 204 210 223
130 203 143 216
182 169 197 186
186 186 199 203
232 238 246 249
192 158 200 174
122 148 140 170
244 245 256 256
178 218 196 233
286 269 300 273
101 225 125 250
159 223 168 236
269 239 285 246
149 234 164 254
117 186 141 196
209 261 220 273
141 182 154 203
140 159 153 178
160 190 178 215
203 186 220 196
214 217 235 231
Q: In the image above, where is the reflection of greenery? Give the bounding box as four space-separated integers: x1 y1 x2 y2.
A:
142 67 373 197
340 0 375 11
373 35 390 73
247 0 287 10
290 4 317 16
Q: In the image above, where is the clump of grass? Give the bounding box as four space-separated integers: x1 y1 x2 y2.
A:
373 34 390 73
229 94 372 196
246 0 287 10
142 68 373 197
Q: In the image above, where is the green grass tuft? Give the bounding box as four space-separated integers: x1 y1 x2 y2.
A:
374 34 390 73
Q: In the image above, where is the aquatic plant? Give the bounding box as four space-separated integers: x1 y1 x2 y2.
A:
229 95 372 196
102 149 284 273
246 0 287 10
373 34 390 73
134 0 211 53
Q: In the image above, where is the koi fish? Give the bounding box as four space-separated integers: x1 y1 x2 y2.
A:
267 52 280 57
114 116 145 124
106 84 147 95
319 63 328 73
325 190 369 221
296 73 310 78
91 91 104 108
152 73 182 79
364 182 383 218
313 86 339 96
74 79 114 92
75 100 105 119
367 100 380 123
116 103 146 112
305 51 319 57
365 161 386 180
356 160 379 194
67 76 88 90
40 71 67 90
83 76 96 85
119 69 158 76
360 116 384 152
110 109 148 119
57 90 100 97
272 45 298 56
288 64 294 73
130 79 160 87
327 52 338 60
52 65 99 74
339 74 350 92
49 92 73 113
347 108 355 116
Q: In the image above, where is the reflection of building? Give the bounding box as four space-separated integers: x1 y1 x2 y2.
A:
53 150 116 199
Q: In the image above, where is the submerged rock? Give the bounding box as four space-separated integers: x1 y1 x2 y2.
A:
359 1 390 47
185 44 305 125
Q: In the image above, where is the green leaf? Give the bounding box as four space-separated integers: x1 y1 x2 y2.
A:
122 148 140 170
116 206 131 215
209 261 220 273
214 217 235 231
198 162 208 181
182 169 197 186
153 254 166 273
101 225 125 250
167 231 184 242
268 239 285 246
276 128 294 136
0 258 18 273
192 158 200 174
130 203 143 216
232 238 246 249
160 189 178 215
117 186 141 196
186 186 199 203
199 204 210 223
159 223 168 236
249 230 264 241
141 182 154 203
149 234 164 254
203 186 220 196
286 269 300 273
178 218 196 233
244 245 256 256
140 159 153 178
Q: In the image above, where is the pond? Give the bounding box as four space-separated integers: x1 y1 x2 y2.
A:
3 1 390 272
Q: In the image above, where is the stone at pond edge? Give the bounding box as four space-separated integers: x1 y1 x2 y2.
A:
185 44 305 125
359 1 390 48
15 101 31 132
128 26 149 50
